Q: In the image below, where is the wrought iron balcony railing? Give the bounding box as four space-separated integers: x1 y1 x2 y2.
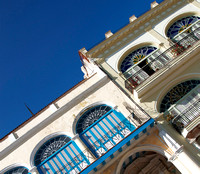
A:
172 20 200 44
165 98 200 134
36 114 152 174
164 85 200 134
124 23 200 93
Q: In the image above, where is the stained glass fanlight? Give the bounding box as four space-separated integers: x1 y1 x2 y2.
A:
160 80 200 113
120 46 157 73
76 105 112 134
167 16 200 39
34 135 71 166
4 167 29 174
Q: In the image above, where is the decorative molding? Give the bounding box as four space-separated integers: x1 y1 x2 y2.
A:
86 0 186 58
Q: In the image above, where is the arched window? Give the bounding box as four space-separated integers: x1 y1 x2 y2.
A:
167 16 200 49
76 105 112 134
76 104 135 157
120 46 157 73
160 80 200 134
4 167 29 174
34 135 71 166
160 79 200 113
34 135 90 174
121 46 172 91
167 16 200 39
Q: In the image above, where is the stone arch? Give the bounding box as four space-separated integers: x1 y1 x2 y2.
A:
116 146 178 174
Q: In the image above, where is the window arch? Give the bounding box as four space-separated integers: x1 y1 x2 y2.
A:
159 79 200 113
33 134 90 174
76 104 112 134
167 15 200 39
120 45 173 91
34 135 71 166
76 104 135 158
4 166 29 174
120 46 157 73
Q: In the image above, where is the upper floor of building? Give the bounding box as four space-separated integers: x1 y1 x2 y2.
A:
79 0 200 153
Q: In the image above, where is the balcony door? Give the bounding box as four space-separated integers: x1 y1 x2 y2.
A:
76 105 135 158
121 46 171 91
34 135 90 174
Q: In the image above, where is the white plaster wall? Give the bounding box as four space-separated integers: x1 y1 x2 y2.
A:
0 74 143 171
153 3 200 39
106 32 161 72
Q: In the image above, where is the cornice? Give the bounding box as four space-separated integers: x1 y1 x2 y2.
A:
86 0 187 58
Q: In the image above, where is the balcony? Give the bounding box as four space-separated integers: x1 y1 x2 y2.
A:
36 111 154 174
124 21 200 94
164 85 200 137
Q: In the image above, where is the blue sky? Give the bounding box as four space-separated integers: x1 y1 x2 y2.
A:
0 0 163 139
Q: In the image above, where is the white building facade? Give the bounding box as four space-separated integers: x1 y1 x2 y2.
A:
1 0 200 174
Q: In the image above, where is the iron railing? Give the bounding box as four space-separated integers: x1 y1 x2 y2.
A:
39 114 150 174
171 98 200 133
83 116 135 157
164 98 200 134
124 24 200 93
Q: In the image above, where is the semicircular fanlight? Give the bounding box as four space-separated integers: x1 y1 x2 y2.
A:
120 46 157 73
34 135 71 166
76 105 112 134
160 79 200 113
4 167 29 174
167 16 200 39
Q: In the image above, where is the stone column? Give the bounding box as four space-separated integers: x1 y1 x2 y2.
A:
158 123 200 174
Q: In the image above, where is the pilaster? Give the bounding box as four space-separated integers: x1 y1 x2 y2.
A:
145 26 170 48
